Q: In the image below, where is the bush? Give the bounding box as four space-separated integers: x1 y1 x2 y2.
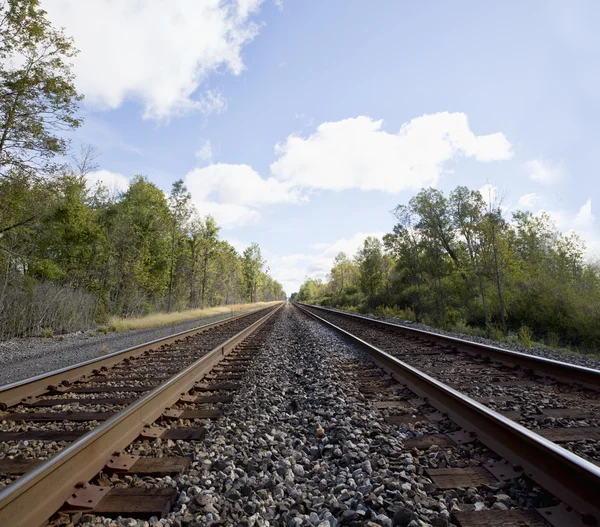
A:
450 319 487 338
373 305 416 322
0 277 96 338
489 325 505 342
41 327 54 338
546 331 560 349
519 325 533 348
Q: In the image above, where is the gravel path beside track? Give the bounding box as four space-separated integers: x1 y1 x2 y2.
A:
0 310 253 386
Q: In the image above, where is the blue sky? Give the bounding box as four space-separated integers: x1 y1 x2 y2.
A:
45 0 599 294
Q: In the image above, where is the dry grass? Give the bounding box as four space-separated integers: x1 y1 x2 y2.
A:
106 302 280 332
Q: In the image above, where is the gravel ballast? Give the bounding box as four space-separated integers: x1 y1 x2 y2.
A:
74 304 555 527
0 309 259 386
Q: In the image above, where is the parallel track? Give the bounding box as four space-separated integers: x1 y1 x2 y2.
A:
295 302 600 525
0 303 283 527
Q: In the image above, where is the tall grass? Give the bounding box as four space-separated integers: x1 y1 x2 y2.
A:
107 301 279 332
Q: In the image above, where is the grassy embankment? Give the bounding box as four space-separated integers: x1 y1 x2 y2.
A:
104 301 280 333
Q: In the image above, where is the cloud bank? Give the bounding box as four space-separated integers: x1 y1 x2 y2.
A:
186 112 513 228
44 0 265 119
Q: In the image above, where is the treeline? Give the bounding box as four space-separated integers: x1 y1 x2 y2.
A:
0 1 284 338
295 187 600 351
0 172 285 338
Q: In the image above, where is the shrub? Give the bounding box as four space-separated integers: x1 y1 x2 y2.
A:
489 325 505 342
450 319 486 338
0 278 96 338
519 325 533 348
41 327 54 338
546 331 560 349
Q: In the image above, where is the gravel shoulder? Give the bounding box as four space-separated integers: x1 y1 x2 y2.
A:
318 306 600 371
0 309 259 386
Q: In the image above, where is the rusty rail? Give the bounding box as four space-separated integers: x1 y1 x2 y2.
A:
0 305 274 409
295 303 600 523
0 303 283 527
297 303 600 390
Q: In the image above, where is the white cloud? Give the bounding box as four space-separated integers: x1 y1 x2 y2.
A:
527 158 563 185
44 0 265 119
574 199 595 230
194 201 260 230
269 231 385 294
86 169 129 194
536 199 599 261
184 163 302 228
517 193 542 209
183 112 512 230
271 113 513 193
196 140 214 163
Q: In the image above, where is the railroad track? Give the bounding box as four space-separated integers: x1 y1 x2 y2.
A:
295 302 600 526
1 302 599 526
0 303 282 526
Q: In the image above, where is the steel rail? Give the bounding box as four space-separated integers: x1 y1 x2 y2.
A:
0 302 283 527
0 304 275 409
295 303 600 523
297 303 600 391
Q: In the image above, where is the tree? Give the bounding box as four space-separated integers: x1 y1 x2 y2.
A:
0 0 83 179
198 215 219 308
356 236 384 306
449 186 490 333
109 176 170 314
330 252 354 295
166 179 192 311
242 243 264 303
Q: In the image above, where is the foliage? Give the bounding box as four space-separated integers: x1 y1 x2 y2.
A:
295 185 600 354
0 0 82 179
519 325 532 348
0 172 285 337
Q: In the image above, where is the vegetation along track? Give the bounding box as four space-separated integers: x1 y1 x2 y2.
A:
297 302 600 525
0 303 282 526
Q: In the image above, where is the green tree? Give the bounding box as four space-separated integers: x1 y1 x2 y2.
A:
109 176 170 314
166 179 192 311
198 215 219 308
356 236 384 306
242 242 264 303
0 0 82 180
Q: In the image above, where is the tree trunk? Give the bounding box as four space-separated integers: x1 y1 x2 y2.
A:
167 228 175 312
490 223 507 336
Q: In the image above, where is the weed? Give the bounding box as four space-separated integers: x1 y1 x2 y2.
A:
546 332 560 349
41 327 54 339
519 325 533 348
489 325 505 342
100 345 111 355
373 305 416 322
96 325 109 335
